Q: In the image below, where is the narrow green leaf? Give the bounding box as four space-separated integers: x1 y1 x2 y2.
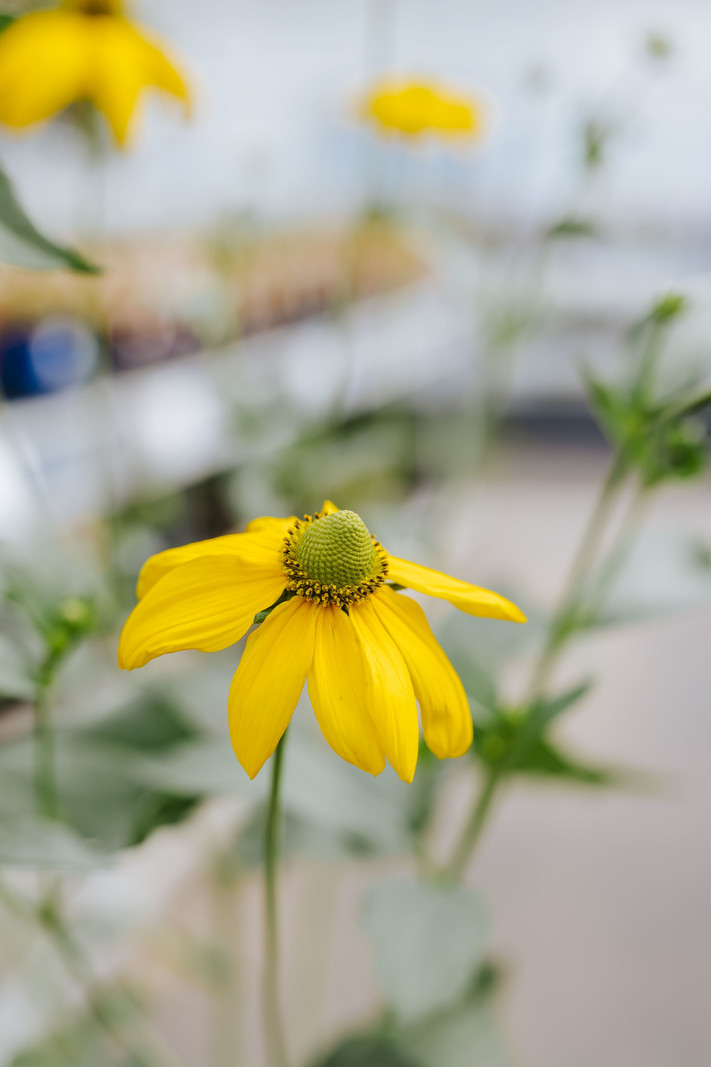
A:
513 737 618 785
0 163 99 273
529 679 593 730
655 381 711 425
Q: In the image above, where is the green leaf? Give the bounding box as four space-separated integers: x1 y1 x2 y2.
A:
397 987 510 1067
0 162 99 273
134 737 260 797
0 815 108 870
0 636 35 702
512 737 618 785
310 1036 419 1067
0 13 16 36
282 731 412 852
655 381 711 424
362 879 489 1023
545 216 599 240
529 679 593 731
77 690 196 751
0 694 205 853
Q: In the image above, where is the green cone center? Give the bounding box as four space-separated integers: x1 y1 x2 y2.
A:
296 510 375 588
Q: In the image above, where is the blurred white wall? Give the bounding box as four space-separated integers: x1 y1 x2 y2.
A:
0 0 710 238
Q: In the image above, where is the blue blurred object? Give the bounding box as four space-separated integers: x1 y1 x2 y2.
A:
0 317 99 399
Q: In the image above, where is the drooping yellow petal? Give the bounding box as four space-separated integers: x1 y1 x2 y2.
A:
136 525 287 599
119 556 285 670
371 587 472 759
229 598 316 779
0 12 92 129
387 556 526 623
349 598 419 782
320 500 338 514
88 19 189 144
307 605 385 775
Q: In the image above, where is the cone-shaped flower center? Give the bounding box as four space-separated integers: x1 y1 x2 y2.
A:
296 510 375 588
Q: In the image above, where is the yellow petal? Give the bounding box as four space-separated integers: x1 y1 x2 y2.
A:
307 605 385 775
89 19 190 145
119 556 285 670
348 598 419 782
136 526 286 599
0 12 92 129
245 514 295 535
320 500 338 514
229 598 316 779
387 556 526 623
371 588 472 759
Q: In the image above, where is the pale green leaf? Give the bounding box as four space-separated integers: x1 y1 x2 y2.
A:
0 163 98 273
362 879 489 1023
0 815 108 870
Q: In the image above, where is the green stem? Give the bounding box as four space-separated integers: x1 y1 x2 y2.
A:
443 451 629 882
527 452 628 704
0 880 185 1067
577 482 651 629
264 733 289 1067
46 910 183 1067
445 766 502 883
33 649 65 822
34 686 59 821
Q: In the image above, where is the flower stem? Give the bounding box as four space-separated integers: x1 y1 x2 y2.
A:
0 879 186 1067
33 649 65 822
527 452 628 704
264 733 289 1067
34 686 59 821
445 766 502 883
444 452 630 881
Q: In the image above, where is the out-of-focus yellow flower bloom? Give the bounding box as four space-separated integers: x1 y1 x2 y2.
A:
361 79 483 139
119 502 525 783
0 0 190 146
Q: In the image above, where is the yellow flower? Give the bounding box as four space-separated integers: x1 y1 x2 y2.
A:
360 79 483 139
119 503 525 782
0 0 190 146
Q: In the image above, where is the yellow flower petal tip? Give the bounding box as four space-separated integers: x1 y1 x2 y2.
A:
119 504 525 780
0 0 192 147
359 79 485 140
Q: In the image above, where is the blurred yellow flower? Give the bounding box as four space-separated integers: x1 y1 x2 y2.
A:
0 0 190 146
119 502 524 782
361 79 483 139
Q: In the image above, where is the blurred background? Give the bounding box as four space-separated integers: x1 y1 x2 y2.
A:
0 1 710 1065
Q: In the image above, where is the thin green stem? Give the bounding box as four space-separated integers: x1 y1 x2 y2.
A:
444 451 630 882
0 880 185 1067
34 686 59 821
33 647 66 822
264 732 289 1067
445 766 502 883
526 452 628 704
577 482 651 629
46 909 184 1067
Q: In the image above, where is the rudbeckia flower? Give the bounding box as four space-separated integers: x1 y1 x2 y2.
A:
0 0 190 146
360 79 483 139
119 503 525 782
